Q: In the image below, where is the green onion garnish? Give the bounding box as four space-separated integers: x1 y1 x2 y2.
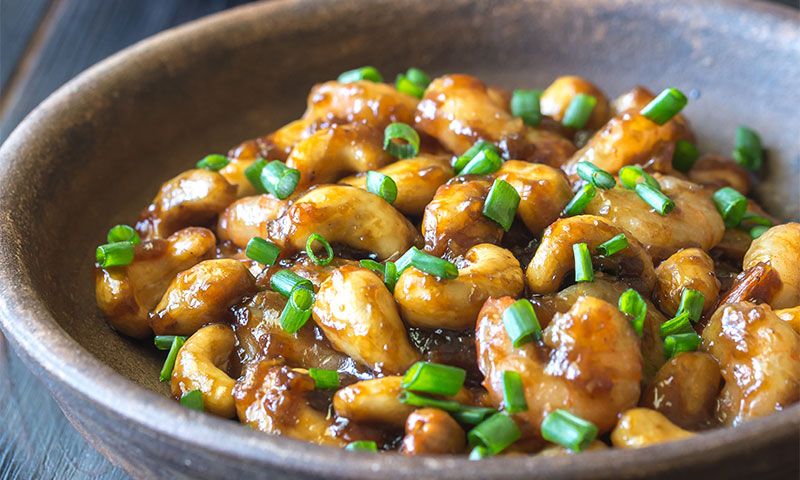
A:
338 66 383 84
619 165 661 191
469 446 492 460
576 162 616 189
596 233 628 257
502 371 528 414
562 183 597 216
270 269 313 298
562 94 597 129
672 140 700 173
659 312 694 338
308 368 340 389
245 237 280 266
260 160 301 200
510 89 543 127
467 413 521 455
541 409 598 452
383 122 420 159
453 141 498 173
159 336 185 382
741 212 773 227
482 179 520 231
398 391 461 412
154 335 186 351
732 126 763 172
405 67 431 87
107 225 140 245
676 288 705 323
635 183 675 216
750 225 769 239
359 259 384 274
96 241 135 268
573 243 594 283
395 68 430 99
395 247 458 280
305 233 334 266
383 261 398 292
345 441 379 452
196 154 229 171
664 332 701 358
279 286 314 334
244 158 269 193
640 88 688 125
619 288 646 336
402 361 466 397
366 171 398 204
502 298 542 347
451 406 497 426
712 187 748 228
460 146 503 176
179 390 204 411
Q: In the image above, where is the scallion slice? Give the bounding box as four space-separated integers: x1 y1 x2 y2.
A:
245 237 280 266
467 413 521 455
664 332 701 358
359 259 384 275
502 298 542 347
395 247 458 280
383 123 420 159
308 368 340 389
345 441 379 452
366 171 398 204
338 66 383 84
383 261 398 292
510 89 543 127
482 178 520 231
154 335 186 351
573 243 594 283
619 165 661 191
96 241 135 268
659 312 694 338
398 391 461 412
402 361 466 397
596 233 628 257
540 409 598 452
459 146 503 176
712 187 748 228
404 67 431 88
395 74 425 98
159 336 185 382
469 446 491 460
179 390 204 411
562 183 596 216
672 140 700 173
196 154 229 171
732 126 763 172
562 94 597 129
260 160 300 200
244 158 268 193
451 406 497 426
107 225 140 245
576 162 616 189
502 371 528 414
279 287 314 334
741 212 773 227
750 225 769 239
619 288 646 336
270 269 313 298
640 88 688 125
635 183 675 216
453 141 498 173
676 288 705 323
305 233 334 266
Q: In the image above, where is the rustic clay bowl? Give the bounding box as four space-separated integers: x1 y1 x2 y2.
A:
0 0 798 478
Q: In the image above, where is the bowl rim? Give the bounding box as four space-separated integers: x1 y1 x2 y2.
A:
0 0 798 478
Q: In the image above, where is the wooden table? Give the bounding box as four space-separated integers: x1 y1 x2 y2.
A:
0 0 796 478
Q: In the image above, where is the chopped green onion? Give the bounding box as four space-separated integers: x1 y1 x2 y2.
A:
383 261 398 292
107 225 140 245
573 243 594 283
451 406 497 426
677 288 705 323
244 158 269 193
482 179 520 231
404 67 431 88
635 183 675 216
664 332 701 358
640 88 688 125
345 441 378 452
245 237 280 266
541 409 598 452
741 212 773 227
398 391 461 412
366 171 398 204
596 233 628 257
395 74 425 98
619 165 661 190
160 336 185 382
279 286 314 333
383 122 420 159
469 446 492 460
179 390 204 411
467 413 521 455
261 160 300 199
562 183 597 216
359 259 384 274
659 312 694 338
672 140 700 172
270 269 313 297
453 141 498 173
576 162 616 189
510 89 543 127
502 371 528 414
460 146 503 176
338 66 383 84
196 154 229 171
712 187 748 228
732 126 763 172
402 361 466 397
96 242 135 268
308 368 340 389
154 335 186 351
562 94 597 129
305 233 334 266
619 288 646 336
502 298 542 347
750 225 770 239
395 247 458 280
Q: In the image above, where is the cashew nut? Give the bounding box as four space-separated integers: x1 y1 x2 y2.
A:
494 160 572 235
743 223 800 309
333 376 414 428
776 306 800 335
610 408 694 449
610 86 694 140
303 80 418 130
688 154 751 195
400 408 466 455
653 248 720 317
217 194 288 249
540 76 610 131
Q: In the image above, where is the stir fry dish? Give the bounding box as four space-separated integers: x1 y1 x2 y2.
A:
94 66 800 457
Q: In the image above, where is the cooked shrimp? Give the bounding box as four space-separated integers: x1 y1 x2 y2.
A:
743 223 800 309
688 154 751 195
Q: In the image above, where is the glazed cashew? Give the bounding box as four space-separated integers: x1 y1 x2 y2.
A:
537 441 608 457
333 376 414 428
287 255 361 291
303 80 418 130
584 175 725 261
525 215 656 295
286 123 393 189
171 323 237 418
653 248 720 317
716 262 783 309
95 227 216 338
340 154 454 216
268 185 421 261
610 408 694 449
610 86 694 140
312 266 420 374
688 154 751 195
395 244 524 329
421 178 503 258
151 259 256 335
743 223 800 309
477 296 642 434
494 161 572 235
137 169 236 240
776 306 800 335
640 352 721 430
217 194 288 249
702 302 800 425
540 76 610 130
400 408 466 455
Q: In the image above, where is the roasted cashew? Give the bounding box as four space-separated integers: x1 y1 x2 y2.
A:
312 266 420 374
477 296 642 434
743 223 800 309
340 154 454 216
776 306 800 335
525 215 656 295
494 161 573 235
303 80 418 130
540 76 610 130
267 185 421 261
688 154 751 195
395 243 524 329
702 302 800 425
171 323 236 418
137 169 236 240
653 248 720 317
151 259 256 335
333 376 414 428
400 408 466 455
610 86 694 139
611 408 694 448
217 194 288 249
95 227 216 338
